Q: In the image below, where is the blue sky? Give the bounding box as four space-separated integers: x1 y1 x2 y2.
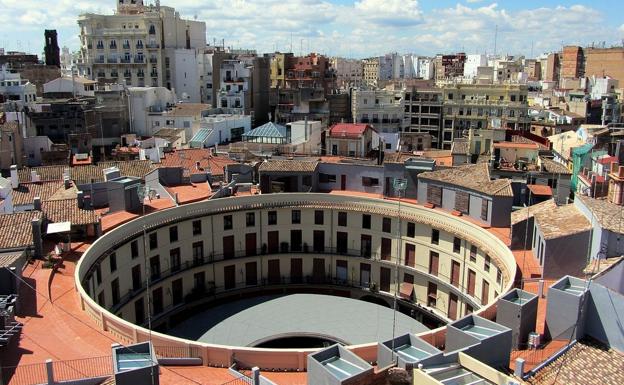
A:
0 0 622 58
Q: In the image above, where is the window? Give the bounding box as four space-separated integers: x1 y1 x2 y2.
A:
453 237 461 253
131 240 139 259
224 215 233 230
169 226 178 243
407 222 415 237
470 245 477 262
314 210 324 225
450 261 460 287
111 278 120 306
427 282 437 307
431 229 439 245
95 265 102 285
455 191 469 214
362 177 379 187
484 254 491 272
427 185 442 206
150 256 160 280
149 233 158 250
319 173 336 183
481 199 489 221
170 248 181 272
268 211 277 225
382 217 391 233
246 212 255 227
109 253 117 273
496 268 502 285
192 220 202 236
192 241 204 265
381 238 392 260
362 214 371 229
132 265 142 291
338 212 347 227
291 210 301 224
429 251 439 276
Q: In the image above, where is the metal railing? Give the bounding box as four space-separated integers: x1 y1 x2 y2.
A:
2 356 112 385
153 345 203 359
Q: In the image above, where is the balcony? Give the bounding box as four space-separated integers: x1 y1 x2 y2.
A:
111 72 119 78
137 72 145 78
149 57 158 64
107 57 118 64
134 57 145 64
122 44 131 50
96 45 104 50
146 43 160 49
94 58 105 64
150 72 158 78
109 45 117 50
136 44 144 50
124 72 132 79
97 72 106 78
223 77 245 83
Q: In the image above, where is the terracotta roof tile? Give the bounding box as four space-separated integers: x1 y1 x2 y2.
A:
158 148 237 177
527 184 553 196
539 157 571 175
258 160 319 173
41 198 99 226
418 163 513 197
329 123 372 138
533 204 591 240
18 166 68 183
71 160 154 185
511 199 556 225
0 211 40 250
0 252 25 268
12 181 65 206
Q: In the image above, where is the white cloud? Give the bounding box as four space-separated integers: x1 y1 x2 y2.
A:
0 0 621 58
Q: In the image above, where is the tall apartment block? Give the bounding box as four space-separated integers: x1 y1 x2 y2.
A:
561 46 585 79
77 0 206 88
440 84 530 149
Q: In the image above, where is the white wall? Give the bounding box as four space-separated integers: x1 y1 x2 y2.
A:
169 49 201 103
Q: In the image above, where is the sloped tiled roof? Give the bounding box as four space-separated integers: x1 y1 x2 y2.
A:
534 204 591 240
418 163 513 197
71 160 154 185
329 123 371 138
258 160 319 173
539 157 571 175
451 139 469 155
158 148 237 177
18 165 68 183
12 181 66 206
511 199 557 225
0 252 25 268
41 198 99 226
0 211 40 250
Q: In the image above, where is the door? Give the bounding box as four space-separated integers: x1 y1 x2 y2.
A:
381 238 392 260
223 235 235 259
336 232 348 254
152 287 163 315
336 260 348 283
291 230 302 252
380 267 391 292
361 235 372 258
313 230 325 253
481 280 489 305
429 251 439 276
245 262 257 286
467 269 476 296
172 278 183 305
224 265 236 290
313 258 325 283
134 298 145 325
268 259 281 284
340 175 346 190
291 258 303 283
404 244 415 267
451 260 461 287
245 233 257 256
360 263 371 287
132 265 142 291
448 293 458 320
267 231 279 254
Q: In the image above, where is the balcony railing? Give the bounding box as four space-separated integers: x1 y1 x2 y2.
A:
107 57 118 64
122 44 131 50
149 57 158 63
150 72 158 78
120 58 131 63
146 43 160 49
134 57 145 64
94 58 105 64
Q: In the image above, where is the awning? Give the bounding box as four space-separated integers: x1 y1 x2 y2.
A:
400 282 414 299
47 222 71 235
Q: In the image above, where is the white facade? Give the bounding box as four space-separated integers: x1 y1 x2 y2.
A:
352 89 407 133
216 59 250 113
589 76 618 100
417 58 434 80
167 48 201 103
60 47 74 77
463 54 487 79
77 1 206 88
43 77 97 97
331 58 364 88
0 65 37 106
128 86 175 136
287 120 323 146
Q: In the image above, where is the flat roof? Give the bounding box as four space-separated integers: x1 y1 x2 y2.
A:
168 294 429 346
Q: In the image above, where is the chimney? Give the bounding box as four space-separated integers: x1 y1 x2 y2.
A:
9 165 18 189
77 191 84 208
63 176 71 189
30 170 40 183
33 197 42 211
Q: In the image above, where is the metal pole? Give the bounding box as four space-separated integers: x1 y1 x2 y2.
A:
390 178 407 363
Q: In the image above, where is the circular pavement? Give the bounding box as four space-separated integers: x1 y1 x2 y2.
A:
167 294 430 347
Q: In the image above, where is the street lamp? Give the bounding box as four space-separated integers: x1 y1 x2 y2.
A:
390 177 407 364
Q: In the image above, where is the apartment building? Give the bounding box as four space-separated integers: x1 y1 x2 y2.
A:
463 54 487 79
440 84 530 149
352 89 407 133
544 53 560 84
561 45 585 79
584 46 624 84
77 0 206 88
362 57 380 87
0 65 37 107
435 53 466 80
403 86 444 147
331 57 364 89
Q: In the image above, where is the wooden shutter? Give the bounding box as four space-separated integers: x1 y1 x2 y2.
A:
451 261 461 287
427 185 442 206
429 251 439 276
448 293 458 321
481 199 489 221
290 258 303 283
267 259 281 284
455 191 470 214
467 269 476 296
405 244 415 267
